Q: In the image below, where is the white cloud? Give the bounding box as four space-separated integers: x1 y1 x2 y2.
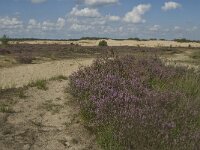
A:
70 23 93 32
41 21 55 31
27 19 41 29
191 26 198 31
27 18 65 31
57 17 65 29
106 15 120 21
70 6 101 17
149 25 161 32
162 1 181 11
0 16 23 29
81 0 118 6
31 0 47 4
174 26 181 30
124 4 151 23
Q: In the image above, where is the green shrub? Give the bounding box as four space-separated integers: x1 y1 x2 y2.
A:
99 40 108 47
0 35 9 45
30 80 48 90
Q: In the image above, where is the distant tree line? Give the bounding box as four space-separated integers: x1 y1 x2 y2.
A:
173 38 200 43
80 37 110 40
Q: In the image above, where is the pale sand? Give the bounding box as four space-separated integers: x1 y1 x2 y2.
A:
10 39 200 48
0 79 101 150
160 49 200 70
0 58 93 89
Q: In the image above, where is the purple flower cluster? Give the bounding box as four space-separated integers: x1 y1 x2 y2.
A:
69 56 200 149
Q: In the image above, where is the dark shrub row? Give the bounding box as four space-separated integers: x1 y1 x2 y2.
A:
15 55 35 64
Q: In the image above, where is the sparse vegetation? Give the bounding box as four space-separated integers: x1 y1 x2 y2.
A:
39 100 63 114
18 89 27 99
70 56 200 149
29 79 48 90
0 104 13 113
51 75 68 81
190 51 200 60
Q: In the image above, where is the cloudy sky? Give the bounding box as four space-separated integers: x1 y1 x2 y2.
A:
0 0 200 40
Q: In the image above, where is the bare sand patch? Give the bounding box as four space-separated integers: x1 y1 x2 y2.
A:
0 58 93 89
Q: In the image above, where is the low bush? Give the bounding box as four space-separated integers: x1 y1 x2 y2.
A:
99 40 108 47
69 56 200 149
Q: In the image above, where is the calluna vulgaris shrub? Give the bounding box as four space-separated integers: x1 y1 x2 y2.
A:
69 56 200 150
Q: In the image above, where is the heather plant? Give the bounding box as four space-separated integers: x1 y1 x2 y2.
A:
69 56 200 150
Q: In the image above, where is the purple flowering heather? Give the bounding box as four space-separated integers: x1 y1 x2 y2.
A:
69 56 200 149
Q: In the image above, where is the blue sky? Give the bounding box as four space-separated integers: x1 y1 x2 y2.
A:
0 0 200 40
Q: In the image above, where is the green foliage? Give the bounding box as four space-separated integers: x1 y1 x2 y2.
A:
51 75 68 81
0 34 9 45
174 38 200 43
30 80 48 90
0 104 13 113
81 37 109 40
99 40 108 47
128 37 141 41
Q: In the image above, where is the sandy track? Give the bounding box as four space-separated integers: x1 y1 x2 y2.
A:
0 79 101 150
0 58 93 89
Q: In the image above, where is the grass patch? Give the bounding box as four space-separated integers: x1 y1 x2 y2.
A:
191 51 200 60
0 87 28 99
0 87 28 113
51 75 68 81
0 104 14 113
29 79 48 90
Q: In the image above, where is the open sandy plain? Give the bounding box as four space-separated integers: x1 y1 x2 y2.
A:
10 39 200 48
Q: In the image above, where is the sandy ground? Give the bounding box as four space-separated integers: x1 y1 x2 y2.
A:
161 49 200 70
0 58 101 150
11 39 200 48
0 58 93 89
0 79 101 150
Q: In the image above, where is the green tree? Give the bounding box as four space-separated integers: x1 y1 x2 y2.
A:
99 40 108 46
1 35 9 45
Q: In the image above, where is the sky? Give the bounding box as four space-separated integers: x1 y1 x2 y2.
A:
0 0 200 40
